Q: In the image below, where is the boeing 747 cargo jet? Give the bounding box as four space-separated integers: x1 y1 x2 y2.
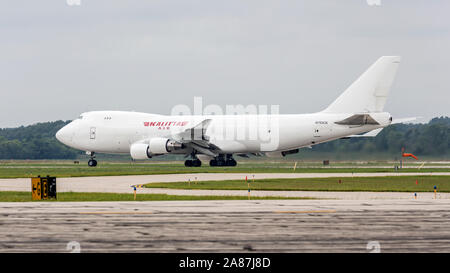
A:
56 56 412 167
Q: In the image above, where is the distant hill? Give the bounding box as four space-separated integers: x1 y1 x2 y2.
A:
0 117 448 160
0 120 78 159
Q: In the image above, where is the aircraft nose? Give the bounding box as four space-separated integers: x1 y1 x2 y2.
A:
56 125 72 145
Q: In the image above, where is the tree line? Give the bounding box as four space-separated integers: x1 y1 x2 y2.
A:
0 117 448 160
0 121 78 159
307 116 449 159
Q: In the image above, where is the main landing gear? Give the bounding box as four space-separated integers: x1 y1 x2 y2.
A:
209 154 237 167
184 158 202 167
184 152 202 167
87 152 97 167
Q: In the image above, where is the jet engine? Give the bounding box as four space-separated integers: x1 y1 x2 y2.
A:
130 143 152 160
130 138 185 160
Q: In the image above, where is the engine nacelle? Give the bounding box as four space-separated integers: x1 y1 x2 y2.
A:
130 138 184 160
130 143 152 160
149 138 184 154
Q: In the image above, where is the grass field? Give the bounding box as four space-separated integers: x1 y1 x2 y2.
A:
144 176 450 192
0 191 310 202
0 160 448 178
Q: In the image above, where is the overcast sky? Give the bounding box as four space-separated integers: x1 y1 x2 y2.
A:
0 0 449 128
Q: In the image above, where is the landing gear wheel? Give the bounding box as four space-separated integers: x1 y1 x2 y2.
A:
209 160 218 167
212 159 227 167
209 155 237 167
88 159 97 167
218 160 227 166
192 159 202 167
226 158 237 166
87 151 97 167
185 159 201 167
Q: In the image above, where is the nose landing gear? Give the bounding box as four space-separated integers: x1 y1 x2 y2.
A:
87 151 97 167
88 159 97 167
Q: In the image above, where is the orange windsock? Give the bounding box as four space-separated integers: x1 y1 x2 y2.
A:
402 153 418 160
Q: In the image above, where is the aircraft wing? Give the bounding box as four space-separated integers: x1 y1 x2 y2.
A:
172 119 220 157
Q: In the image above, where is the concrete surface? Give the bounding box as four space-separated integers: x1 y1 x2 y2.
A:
1 199 450 252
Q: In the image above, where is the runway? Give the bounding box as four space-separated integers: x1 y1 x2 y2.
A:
1 199 450 252
1 172 449 200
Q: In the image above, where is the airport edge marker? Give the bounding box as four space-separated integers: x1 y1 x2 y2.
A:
246 176 251 200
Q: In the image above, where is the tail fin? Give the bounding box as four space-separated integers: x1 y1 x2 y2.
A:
323 56 401 113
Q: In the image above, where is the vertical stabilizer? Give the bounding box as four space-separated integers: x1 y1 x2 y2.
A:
323 56 401 113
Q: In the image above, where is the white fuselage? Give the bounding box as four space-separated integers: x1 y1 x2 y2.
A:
55 56 402 163
56 110 392 155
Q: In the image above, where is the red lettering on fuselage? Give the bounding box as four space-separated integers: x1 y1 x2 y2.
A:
143 121 189 128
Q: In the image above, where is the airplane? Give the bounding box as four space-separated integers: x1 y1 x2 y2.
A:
56 56 412 167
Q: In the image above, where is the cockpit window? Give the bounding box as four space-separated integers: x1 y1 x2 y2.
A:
78 115 84 120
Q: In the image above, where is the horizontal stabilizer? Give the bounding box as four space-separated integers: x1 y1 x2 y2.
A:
335 114 380 126
348 128 383 138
